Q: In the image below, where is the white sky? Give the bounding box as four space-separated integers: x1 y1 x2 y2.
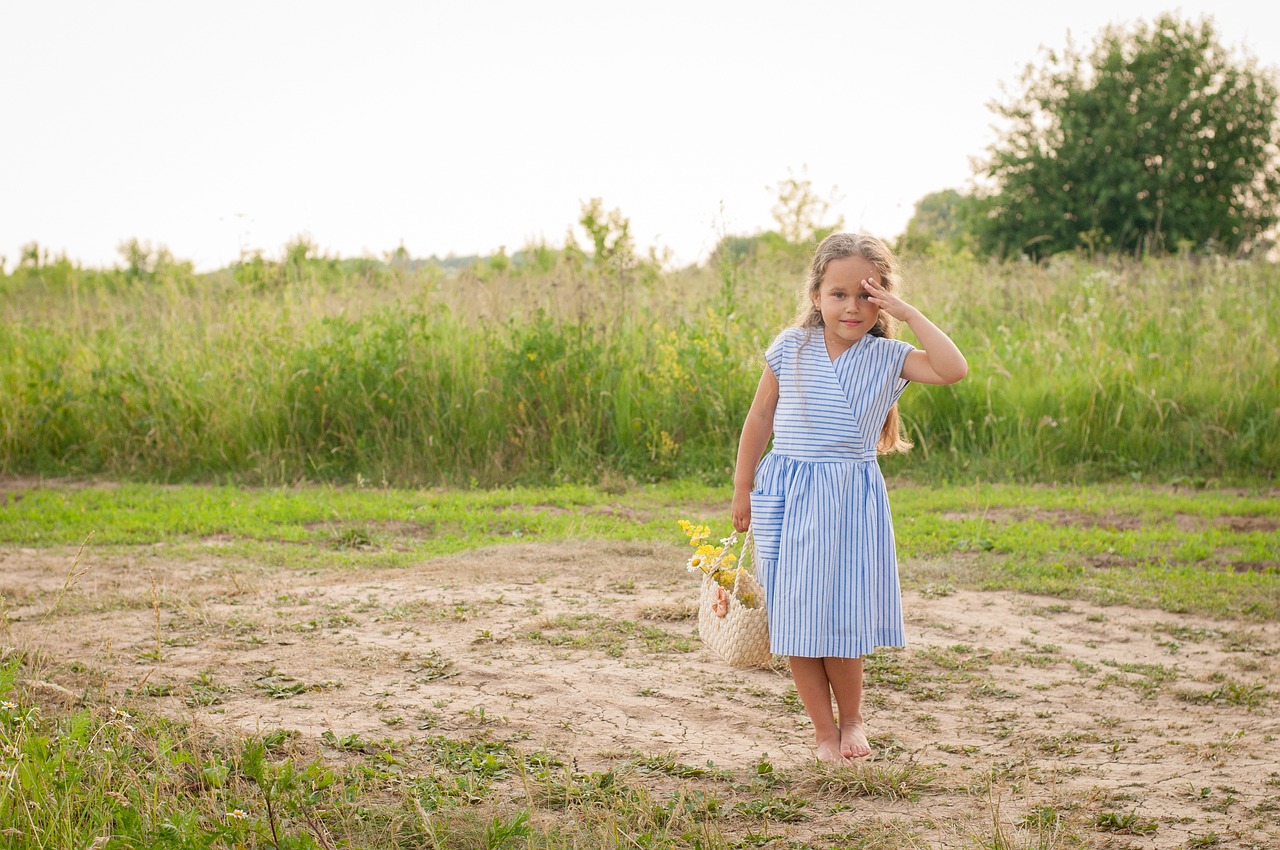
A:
3 1 1279 272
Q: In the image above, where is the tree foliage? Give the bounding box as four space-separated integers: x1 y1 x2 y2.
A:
896 190 975 255
769 166 844 245
972 14 1280 258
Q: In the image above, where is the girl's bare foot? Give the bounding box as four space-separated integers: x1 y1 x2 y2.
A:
815 738 851 766
839 721 872 759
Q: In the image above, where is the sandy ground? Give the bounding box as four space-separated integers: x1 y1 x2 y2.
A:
3 540 1278 848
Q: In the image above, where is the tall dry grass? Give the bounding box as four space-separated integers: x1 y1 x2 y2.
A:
1 245 1276 485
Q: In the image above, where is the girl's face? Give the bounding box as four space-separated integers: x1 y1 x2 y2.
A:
812 255 882 351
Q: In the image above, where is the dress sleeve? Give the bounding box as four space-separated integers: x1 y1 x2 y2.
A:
764 329 791 377
887 338 915 404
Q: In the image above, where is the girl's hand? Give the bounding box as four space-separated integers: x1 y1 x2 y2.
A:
731 489 751 533
862 278 919 323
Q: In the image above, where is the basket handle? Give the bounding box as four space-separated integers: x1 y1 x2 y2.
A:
732 525 755 595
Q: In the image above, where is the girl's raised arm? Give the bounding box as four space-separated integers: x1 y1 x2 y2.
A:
861 279 967 386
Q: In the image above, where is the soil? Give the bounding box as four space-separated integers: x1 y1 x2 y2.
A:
3 540 1278 848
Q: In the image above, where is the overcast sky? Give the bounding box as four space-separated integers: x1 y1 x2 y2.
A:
4 1 1278 272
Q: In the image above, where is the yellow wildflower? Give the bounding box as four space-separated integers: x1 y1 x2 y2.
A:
676 519 759 609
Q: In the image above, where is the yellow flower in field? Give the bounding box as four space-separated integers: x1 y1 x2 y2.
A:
228 809 249 821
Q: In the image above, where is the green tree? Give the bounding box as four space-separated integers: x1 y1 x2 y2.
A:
770 166 844 245
972 14 1280 258
577 197 636 271
897 189 976 254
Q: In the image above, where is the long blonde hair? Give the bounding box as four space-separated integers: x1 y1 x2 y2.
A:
794 232 913 454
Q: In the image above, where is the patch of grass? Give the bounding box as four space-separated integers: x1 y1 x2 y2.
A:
808 760 936 801
778 687 805 713
184 671 230 706
1017 804 1065 830
979 794 1077 850
533 767 645 810
733 794 810 823
328 526 376 550
633 753 734 781
866 651 950 701
639 600 697 621
252 668 341 699
1098 659 1181 698
0 658 365 848
918 643 991 675
288 612 357 632
1034 731 1098 756
818 818 923 850
7 480 1276 620
1093 810 1159 834
1177 680 1272 710
969 682 1020 700
521 613 694 657
421 735 512 779
410 650 457 682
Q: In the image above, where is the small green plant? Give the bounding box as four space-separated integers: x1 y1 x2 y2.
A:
733 794 810 823
482 809 531 850
186 671 230 706
633 753 733 780
321 730 369 752
253 669 339 699
412 650 457 682
1179 681 1272 710
1017 804 1063 829
329 526 375 550
1093 810 1158 834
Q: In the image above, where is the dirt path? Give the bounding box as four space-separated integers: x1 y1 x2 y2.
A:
3 541 1278 848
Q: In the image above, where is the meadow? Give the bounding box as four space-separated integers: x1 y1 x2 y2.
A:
1 243 1277 486
1 480 1278 849
1 241 1278 848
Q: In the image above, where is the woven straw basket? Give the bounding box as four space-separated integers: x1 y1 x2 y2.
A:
696 530 771 667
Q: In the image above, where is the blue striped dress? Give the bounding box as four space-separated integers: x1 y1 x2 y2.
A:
749 326 914 658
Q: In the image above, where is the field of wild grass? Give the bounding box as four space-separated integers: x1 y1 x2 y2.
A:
2 239 1278 850
1 244 1277 486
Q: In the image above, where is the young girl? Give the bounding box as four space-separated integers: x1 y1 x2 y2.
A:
731 232 967 766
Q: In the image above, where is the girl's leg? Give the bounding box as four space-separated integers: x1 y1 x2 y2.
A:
824 657 871 758
789 656 847 765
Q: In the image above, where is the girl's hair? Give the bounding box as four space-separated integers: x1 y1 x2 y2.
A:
793 232 913 455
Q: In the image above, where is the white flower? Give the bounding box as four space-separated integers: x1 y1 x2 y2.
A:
227 809 249 821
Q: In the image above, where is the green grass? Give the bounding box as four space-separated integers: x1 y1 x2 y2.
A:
0 656 763 849
1 479 1274 619
2 249 1277 486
